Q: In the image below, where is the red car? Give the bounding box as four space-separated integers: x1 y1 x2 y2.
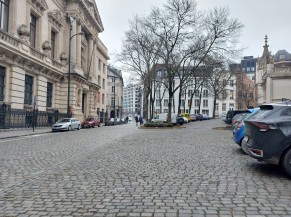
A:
81 117 100 128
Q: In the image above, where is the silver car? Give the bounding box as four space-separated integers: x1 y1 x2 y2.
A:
52 118 81 132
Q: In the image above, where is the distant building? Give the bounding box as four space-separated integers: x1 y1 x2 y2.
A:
241 56 258 81
123 84 142 117
106 66 123 119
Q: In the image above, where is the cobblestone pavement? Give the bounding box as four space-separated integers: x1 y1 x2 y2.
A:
0 120 291 217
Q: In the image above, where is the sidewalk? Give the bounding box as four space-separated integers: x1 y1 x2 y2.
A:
0 128 52 139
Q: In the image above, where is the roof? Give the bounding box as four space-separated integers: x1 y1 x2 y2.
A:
274 50 291 62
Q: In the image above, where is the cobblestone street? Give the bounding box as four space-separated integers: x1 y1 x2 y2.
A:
0 119 291 217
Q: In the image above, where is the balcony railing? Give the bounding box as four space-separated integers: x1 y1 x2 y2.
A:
0 29 64 71
0 29 19 47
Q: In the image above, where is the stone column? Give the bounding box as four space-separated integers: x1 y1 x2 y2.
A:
88 36 94 79
76 22 82 67
93 41 97 79
70 19 77 64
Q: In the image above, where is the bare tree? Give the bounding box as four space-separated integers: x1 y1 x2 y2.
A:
117 16 161 121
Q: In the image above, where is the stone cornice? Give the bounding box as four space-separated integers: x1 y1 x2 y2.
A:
27 0 48 15
48 10 64 31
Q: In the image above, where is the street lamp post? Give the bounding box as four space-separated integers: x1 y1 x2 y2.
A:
113 77 116 124
67 21 84 117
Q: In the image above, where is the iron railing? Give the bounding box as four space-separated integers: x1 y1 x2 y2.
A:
0 104 67 129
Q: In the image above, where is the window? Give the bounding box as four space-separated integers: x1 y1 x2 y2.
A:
229 80 234 86
103 64 106 74
46 82 53 107
111 97 114 106
222 103 226 111
24 75 33 105
280 108 291 116
249 92 253 98
194 99 200 107
188 89 192 98
97 92 100 103
229 103 234 110
164 99 168 107
156 99 160 107
202 110 209 115
203 99 208 107
230 90 234 99
163 109 168 113
223 79 227 86
98 75 101 86
194 90 199 97
0 0 9 31
222 90 227 99
30 14 37 48
181 100 185 108
102 94 104 104
203 90 208 98
111 86 115 93
51 31 56 58
0 66 4 101
98 59 101 70
102 78 105 89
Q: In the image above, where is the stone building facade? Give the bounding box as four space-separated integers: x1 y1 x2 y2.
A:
0 0 109 121
106 66 124 119
256 36 291 104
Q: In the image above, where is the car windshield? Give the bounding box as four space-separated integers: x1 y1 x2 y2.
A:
57 118 71 123
85 118 94 121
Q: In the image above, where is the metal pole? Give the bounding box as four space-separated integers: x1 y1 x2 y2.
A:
113 77 116 124
67 23 72 118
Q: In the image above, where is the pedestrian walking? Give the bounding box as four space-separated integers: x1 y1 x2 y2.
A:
139 116 143 125
135 116 139 126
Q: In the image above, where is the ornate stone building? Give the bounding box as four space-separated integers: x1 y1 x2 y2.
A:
256 36 291 104
0 0 109 121
106 66 124 119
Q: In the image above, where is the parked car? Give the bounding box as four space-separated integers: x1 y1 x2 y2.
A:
241 102 291 177
176 116 184 125
115 118 124 125
232 108 260 146
180 113 191 122
232 113 249 127
202 114 210 120
190 114 197 121
225 109 251 125
52 118 81 132
81 117 100 128
194 114 203 121
151 113 177 125
105 118 116 126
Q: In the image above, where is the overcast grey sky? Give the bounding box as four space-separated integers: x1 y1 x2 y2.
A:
97 0 291 67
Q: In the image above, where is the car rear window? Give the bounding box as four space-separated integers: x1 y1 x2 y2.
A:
250 105 274 119
280 107 291 116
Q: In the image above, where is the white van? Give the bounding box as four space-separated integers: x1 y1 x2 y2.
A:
151 113 177 124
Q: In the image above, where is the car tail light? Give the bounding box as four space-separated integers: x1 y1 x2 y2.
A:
249 121 275 132
249 148 263 157
237 121 243 129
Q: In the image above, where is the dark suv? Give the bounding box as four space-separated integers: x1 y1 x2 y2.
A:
241 102 291 177
225 110 250 125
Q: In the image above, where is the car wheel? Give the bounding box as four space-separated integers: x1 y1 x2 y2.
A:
98 125 100 127
77 125 81 130
282 148 291 177
68 125 72 131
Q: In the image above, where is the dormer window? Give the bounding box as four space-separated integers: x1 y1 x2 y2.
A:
279 54 285 60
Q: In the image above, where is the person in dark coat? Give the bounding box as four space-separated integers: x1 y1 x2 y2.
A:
135 116 139 126
139 116 143 125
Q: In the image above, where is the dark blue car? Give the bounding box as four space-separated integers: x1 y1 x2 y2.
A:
232 108 260 146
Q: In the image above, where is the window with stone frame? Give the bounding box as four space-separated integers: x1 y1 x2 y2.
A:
203 99 208 107
46 82 53 107
102 93 104 104
51 31 56 59
24 75 33 105
222 103 226 111
30 14 37 48
111 97 114 106
194 99 200 107
102 78 105 89
0 66 5 101
0 0 9 32
81 33 88 71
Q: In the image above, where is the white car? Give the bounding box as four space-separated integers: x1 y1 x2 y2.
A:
151 113 177 124
52 118 81 132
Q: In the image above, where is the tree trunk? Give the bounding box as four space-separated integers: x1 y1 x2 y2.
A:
212 95 216 119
